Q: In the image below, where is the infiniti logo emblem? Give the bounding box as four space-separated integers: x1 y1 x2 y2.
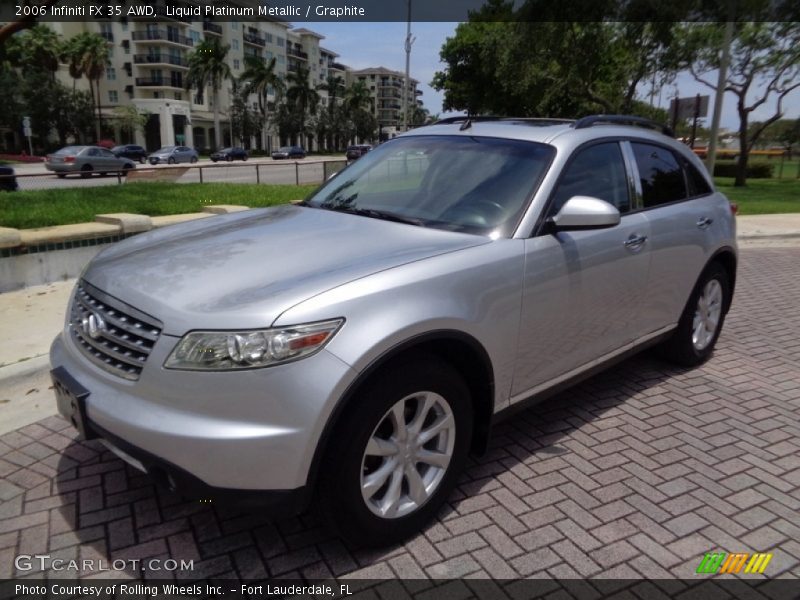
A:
81 312 106 340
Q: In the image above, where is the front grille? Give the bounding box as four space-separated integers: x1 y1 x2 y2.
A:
69 282 162 381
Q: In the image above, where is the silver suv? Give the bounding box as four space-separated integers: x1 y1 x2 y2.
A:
50 115 736 545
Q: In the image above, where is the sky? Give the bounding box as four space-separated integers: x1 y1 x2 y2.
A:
303 21 800 131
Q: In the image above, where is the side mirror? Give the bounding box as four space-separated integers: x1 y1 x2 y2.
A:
550 196 621 231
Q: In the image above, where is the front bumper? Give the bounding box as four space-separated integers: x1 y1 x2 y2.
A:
50 330 357 498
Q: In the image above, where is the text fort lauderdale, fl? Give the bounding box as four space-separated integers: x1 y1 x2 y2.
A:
167 4 366 17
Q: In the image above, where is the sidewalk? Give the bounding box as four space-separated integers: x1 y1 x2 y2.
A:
0 214 799 434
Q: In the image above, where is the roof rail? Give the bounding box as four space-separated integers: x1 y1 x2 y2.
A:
573 115 674 137
433 116 575 130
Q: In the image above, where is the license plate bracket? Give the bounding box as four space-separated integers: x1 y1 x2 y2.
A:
51 366 96 441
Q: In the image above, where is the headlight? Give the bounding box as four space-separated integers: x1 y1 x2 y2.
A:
164 319 344 371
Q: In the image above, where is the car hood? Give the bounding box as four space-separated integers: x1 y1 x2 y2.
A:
82 204 490 335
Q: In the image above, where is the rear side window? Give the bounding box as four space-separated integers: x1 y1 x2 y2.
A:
631 143 687 208
550 142 630 215
683 158 712 197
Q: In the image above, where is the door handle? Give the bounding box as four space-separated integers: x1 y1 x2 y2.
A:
624 234 648 251
696 217 714 229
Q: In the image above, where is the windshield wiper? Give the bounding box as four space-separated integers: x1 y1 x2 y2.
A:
330 206 425 227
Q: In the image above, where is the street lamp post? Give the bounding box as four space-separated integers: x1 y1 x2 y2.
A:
402 0 415 133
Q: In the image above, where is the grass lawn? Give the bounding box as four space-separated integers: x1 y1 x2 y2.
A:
714 177 800 215
0 182 318 229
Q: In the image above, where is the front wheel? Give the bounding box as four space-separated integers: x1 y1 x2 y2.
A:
139 157 146 164
319 356 472 547
190 156 198 164
657 262 730 366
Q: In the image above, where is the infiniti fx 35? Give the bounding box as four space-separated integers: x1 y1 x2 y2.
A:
50 115 737 545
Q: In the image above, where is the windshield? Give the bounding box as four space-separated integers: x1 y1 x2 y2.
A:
220 148 232 152
156 146 175 152
304 135 553 236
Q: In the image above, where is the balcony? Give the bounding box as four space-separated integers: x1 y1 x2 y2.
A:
134 54 189 68
132 30 193 47
415 89 423 96
243 33 266 47
135 75 183 88
203 21 222 35
329 62 346 71
286 47 308 60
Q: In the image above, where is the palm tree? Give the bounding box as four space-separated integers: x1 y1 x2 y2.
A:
317 74 345 150
63 32 109 140
186 38 231 149
240 55 281 150
285 66 319 147
344 80 372 114
344 80 376 143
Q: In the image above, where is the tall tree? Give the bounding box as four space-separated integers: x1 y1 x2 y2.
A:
8 25 61 78
681 21 800 186
64 32 109 140
285 66 319 147
317 74 345 149
186 38 231 149
240 55 281 150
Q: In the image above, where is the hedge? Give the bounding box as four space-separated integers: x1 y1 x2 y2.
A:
713 162 774 178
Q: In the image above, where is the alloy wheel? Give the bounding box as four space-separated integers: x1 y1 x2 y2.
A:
692 279 723 350
360 391 455 519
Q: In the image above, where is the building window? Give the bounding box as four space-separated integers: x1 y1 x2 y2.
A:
232 21 239 30
106 67 116 80
108 90 118 103
265 33 273 43
232 39 239 50
154 91 164 99
175 92 182 101
277 55 285 64
121 22 128 32
193 93 203 105
123 45 130 55
266 51 273 61
190 30 200 44
276 36 284 46
234 59 240 70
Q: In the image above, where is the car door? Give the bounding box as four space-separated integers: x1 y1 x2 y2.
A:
626 141 719 333
511 140 652 400
98 148 119 169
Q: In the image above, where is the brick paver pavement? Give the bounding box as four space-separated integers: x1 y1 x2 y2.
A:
1 247 799 584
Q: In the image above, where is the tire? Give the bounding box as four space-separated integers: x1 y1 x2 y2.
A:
139 157 146 164
80 164 93 178
56 174 66 179
122 164 134 176
167 157 176 165
190 156 198 164
211 158 218 163
657 262 730 367
227 155 233 162
242 155 248 161
318 356 473 547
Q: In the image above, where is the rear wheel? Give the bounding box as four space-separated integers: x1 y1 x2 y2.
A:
319 356 472 547
167 157 176 165
56 173 66 179
227 155 233 162
657 262 730 366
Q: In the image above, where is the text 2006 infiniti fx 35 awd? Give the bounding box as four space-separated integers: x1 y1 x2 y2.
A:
51 115 736 545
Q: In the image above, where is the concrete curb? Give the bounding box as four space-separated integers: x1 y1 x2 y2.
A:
0 354 50 383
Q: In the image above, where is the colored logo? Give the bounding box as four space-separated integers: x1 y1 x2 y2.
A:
696 552 772 575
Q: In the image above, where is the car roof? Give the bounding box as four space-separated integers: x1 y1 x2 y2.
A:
399 115 696 162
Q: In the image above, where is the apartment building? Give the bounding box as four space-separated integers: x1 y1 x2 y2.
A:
347 67 423 138
4 6 427 153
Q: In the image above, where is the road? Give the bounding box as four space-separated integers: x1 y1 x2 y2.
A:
0 246 798 584
9 156 348 191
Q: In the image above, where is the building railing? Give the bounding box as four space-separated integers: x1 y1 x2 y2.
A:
203 21 223 35
286 47 309 60
133 54 189 67
132 30 194 46
135 76 184 88
243 33 266 46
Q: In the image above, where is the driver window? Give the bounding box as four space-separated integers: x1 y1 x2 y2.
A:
550 142 630 216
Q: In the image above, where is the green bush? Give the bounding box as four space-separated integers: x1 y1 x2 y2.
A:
713 162 774 178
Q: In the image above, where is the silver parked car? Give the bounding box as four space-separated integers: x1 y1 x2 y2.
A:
50 115 737 545
147 145 198 165
45 146 137 178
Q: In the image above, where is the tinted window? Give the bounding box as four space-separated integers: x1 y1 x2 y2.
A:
682 158 712 197
550 142 630 215
631 143 687 208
